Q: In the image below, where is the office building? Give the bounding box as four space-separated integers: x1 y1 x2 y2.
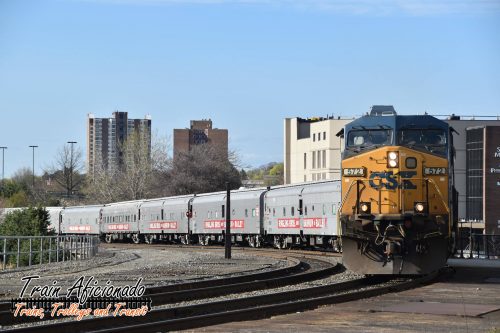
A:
173 119 228 158
284 116 353 184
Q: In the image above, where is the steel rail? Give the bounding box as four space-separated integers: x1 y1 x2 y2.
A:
1 257 338 328
2 268 443 333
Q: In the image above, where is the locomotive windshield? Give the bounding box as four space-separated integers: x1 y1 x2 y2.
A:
346 129 393 155
398 129 447 156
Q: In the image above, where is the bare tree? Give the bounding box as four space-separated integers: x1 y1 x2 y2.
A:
84 132 171 203
167 144 241 195
45 144 84 196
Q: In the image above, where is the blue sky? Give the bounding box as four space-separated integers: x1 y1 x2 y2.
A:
0 0 499 178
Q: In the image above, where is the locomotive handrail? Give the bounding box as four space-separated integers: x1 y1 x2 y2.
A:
338 179 362 215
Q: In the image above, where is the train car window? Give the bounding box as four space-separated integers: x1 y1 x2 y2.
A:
134 215 136 222
291 207 295 216
305 206 308 216
232 209 235 216
272 208 276 216
215 211 219 218
245 209 248 217
283 207 286 216
161 209 164 220
312 205 315 211
222 205 225 218
252 208 256 217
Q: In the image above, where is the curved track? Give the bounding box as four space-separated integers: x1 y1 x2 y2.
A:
0 253 339 330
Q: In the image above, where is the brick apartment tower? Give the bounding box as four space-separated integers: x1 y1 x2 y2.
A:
173 119 228 158
87 111 151 176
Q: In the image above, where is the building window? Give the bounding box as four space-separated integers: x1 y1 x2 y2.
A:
323 132 326 140
304 153 307 169
317 150 321 169
322 150 326 168
318 133 321 141
304 175 306 182
313 133 316 142
312 151 316 169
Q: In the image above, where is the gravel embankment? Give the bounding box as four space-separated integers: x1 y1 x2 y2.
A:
0 245 289 300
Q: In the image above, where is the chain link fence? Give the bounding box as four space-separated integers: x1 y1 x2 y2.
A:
0 235 100 270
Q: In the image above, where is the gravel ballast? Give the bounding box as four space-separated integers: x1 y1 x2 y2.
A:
0 245 289 300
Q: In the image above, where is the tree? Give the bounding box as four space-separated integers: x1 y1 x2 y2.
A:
45 144 85 197
84 132 171 203
167 145 241 195
245 162 284 186
0 207 54 266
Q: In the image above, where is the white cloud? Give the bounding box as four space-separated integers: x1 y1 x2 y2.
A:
76 0 500 15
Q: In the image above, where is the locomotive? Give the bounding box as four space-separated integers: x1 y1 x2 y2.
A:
337 106 457 274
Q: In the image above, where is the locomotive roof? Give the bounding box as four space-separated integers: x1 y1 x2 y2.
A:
341 114 449 134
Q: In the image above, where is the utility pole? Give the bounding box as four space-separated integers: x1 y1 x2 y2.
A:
67 141 77 197
225 182 231 259
29 145 38 187
0 146 6 182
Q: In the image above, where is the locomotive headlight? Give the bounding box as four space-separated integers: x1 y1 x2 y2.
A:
359 202 371 214
387 151 399 168
414 202 427 214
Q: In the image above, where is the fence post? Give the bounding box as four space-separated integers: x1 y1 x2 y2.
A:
63 237 66 262
29 238 32 266
485 235 489 259
49 238 52 263
2 238 6 270
56 237 59 262
40 237 43 265
17 238 20 268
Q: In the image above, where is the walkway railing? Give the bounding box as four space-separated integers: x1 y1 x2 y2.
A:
454 233 500 259
0 235 100 270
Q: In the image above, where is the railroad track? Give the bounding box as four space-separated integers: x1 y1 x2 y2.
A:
2 267 445 333
0 255 339 329
99 242 342 258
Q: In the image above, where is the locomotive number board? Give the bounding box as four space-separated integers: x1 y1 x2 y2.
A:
423 167 447 175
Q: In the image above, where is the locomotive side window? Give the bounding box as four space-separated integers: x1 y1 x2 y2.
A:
291 207 295 216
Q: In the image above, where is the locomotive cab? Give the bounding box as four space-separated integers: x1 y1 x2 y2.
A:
338 107 455 275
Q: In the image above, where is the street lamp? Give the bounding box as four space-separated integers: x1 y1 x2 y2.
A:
67 141 77 196
29 145 38 187
0 146 6 181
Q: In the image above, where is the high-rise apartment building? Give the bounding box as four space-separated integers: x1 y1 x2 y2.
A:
173 119 228 157
87 111 151 175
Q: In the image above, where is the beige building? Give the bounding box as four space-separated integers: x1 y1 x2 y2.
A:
284 117 354 184
173 119 228 158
